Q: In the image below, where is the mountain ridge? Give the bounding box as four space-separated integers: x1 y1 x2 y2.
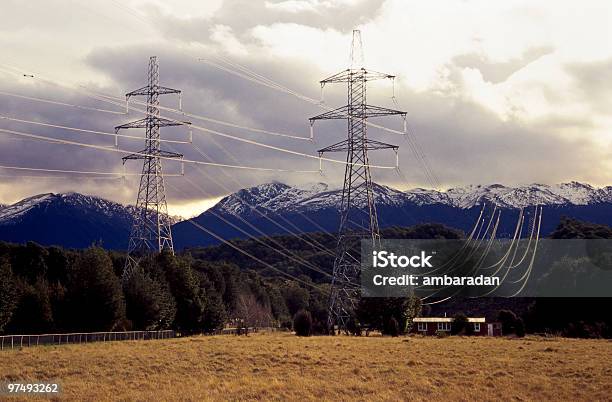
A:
213 181 612 216
3 181 612 250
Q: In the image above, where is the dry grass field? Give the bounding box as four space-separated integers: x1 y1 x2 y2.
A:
0 332 610 401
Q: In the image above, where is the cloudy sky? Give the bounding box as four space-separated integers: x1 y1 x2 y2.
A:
0 0 611 217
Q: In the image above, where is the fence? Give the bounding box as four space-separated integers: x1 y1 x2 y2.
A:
0 330 176 350
208 327 288 335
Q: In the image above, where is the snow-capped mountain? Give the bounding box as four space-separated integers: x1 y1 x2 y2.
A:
211 181 612 215
4 181 612 250
172 181 612 248
0 193 137 249
0 193 137 225
212 182 409 216
442 182 612 209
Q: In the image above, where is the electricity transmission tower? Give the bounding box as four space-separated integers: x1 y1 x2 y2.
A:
116 56 188 281
309 30 406 333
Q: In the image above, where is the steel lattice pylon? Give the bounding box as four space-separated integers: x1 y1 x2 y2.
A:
117 56 189 282
309 30 406 333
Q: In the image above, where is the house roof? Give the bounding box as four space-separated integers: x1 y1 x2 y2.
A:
413 317 486 323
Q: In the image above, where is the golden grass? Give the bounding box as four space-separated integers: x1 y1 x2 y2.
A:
0 332 610 401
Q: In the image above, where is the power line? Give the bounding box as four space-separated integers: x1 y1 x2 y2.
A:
200 56 442 189
166 181 330 294
0 127 319 173
181 174 334 280
0 89 126 115
93 92 312 141
1 64 311 142
0 115 191 146
0 163 138 176
11 0 442 189
79 87 399 170
187 143 336 258
0 59 399 171
0 174 123 180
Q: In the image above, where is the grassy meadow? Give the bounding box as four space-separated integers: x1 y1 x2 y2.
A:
0 332 610 401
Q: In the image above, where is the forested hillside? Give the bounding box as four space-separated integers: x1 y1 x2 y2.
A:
1 220 610 338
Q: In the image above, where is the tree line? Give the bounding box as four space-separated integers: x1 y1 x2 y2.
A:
0 242 333 335
0 220 610 338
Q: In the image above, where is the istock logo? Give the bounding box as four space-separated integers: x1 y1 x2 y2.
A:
372 250 434 268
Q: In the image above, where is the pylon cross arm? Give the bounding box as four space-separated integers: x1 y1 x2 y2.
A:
126 85 181 98
115 117 189 132
320 68 395 84
309 104 405 122
317 139 398 154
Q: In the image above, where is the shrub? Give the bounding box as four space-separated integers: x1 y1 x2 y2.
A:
435 330 449 338
497 310 518 335
346 317 362 336
452 313 473 335
293 310 312 337
385 317 400 337
515 318 526 337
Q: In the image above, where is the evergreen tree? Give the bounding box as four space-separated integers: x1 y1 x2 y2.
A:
157 251 204 333
12 242 48 283
0 259 18 333
124 269 176 330
281 283 309 316
66 247 125 331
6 279 54 334
201 291 226 333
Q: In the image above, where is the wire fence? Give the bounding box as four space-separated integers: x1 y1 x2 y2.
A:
0 330 176 350
0 327 292 350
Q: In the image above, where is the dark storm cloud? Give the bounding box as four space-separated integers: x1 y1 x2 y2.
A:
0 77 139 203
85 43 608 194
1 0 609 212
0 35 607 211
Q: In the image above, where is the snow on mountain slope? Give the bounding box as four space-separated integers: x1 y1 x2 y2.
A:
214 182 311 216
213 182 411 216
442 182 612 209
3 181 611 229
548 182 612 205
0 193 56 223
403 188 450 205
443 184 570 209
0 193 136 225
211 181 612 217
